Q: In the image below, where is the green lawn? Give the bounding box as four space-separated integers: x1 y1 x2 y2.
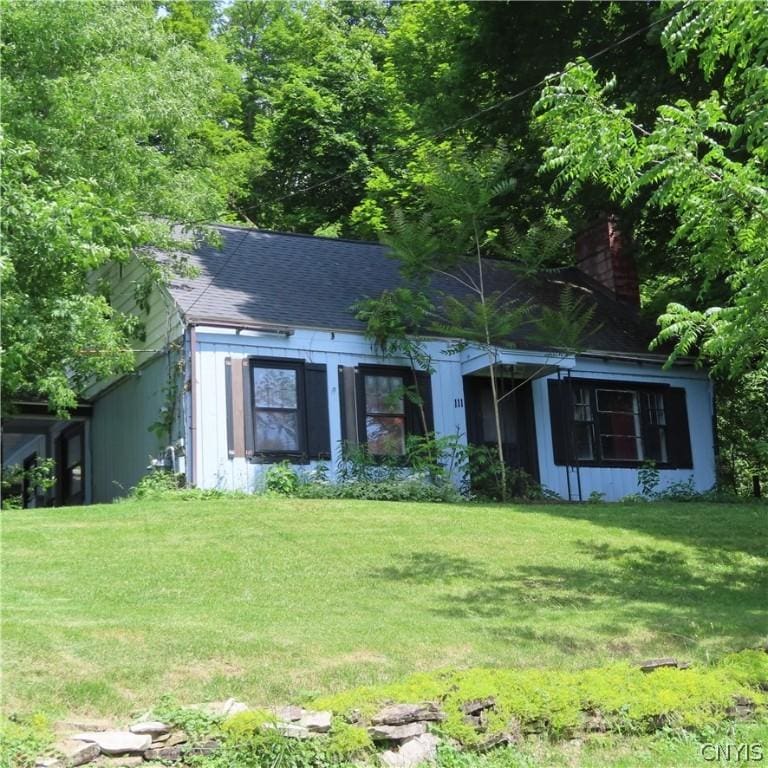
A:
2 499 766 717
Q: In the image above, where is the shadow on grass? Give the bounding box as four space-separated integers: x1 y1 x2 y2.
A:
370 551 489 583
372 541 767 654
525 502 768 556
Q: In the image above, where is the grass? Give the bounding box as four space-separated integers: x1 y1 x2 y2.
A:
1 499 766 718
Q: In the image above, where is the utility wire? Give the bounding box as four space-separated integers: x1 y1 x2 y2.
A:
178 5 683 320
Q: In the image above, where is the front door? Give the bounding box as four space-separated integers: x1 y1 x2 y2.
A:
463 376 539 481
56 423 85 506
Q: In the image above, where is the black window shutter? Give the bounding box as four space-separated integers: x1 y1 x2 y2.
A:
304 363 331 459
664 387 693 469
548 379 572 466
405 371 434 436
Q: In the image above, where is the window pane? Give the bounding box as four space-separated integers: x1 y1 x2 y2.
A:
253 368 297 409
574 423 594 460
644 427 668 463
601 435 641 461
364 375 404 414
597 389 636 414
67 434 82 468
255 410 299 451
598 412 637 436
69 465 82 496
366 415 406 455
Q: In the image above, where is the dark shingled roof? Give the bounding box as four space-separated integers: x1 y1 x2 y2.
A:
166 226 659 355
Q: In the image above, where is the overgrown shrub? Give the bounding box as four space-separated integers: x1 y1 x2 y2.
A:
265 462 301 496
128 471 248 502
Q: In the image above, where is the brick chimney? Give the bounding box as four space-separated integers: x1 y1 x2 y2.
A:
575 214 639 306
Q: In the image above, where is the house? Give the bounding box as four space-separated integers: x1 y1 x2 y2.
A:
1 219 716 504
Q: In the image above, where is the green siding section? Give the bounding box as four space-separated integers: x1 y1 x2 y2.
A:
91 355 174 502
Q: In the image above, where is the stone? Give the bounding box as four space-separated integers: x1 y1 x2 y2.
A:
55 739 101 767
475 720 520 753
265 722 311 739
35 758 62 768
380 733 439 767
271 705 305 722
460 698 495 716
369 722 427 742
143 746 182 762
639 658 679 672
129 721 169 736
185 740 220 756
165 732 188 747
522 718 546 735
726 695 756 720
298 711 332 733
582 709 608 733
372 703 443 726
149 733 170 745
71 732 151 756
98 758 144 768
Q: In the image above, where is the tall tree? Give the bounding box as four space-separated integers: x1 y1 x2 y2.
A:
1 0 249 413
223 0 402 235
533 0 768 379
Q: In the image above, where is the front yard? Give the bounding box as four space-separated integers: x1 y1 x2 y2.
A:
2 499 766 718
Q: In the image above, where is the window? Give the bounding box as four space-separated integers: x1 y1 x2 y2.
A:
548 379 691 469
596 388 643 460
230 358 331 462
252 365 301 452
350 366 434 457
364 374 407 456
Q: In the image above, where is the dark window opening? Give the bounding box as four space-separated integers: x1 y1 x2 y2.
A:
549 379 690 469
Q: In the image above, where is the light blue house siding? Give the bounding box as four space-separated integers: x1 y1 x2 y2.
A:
533 358 715 500
189 326 715 501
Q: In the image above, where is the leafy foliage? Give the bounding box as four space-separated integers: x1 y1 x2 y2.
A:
1 0 248 413
534 2 768 378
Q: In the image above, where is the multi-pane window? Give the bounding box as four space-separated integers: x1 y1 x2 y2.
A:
550 379 689 469
363 374 406 456
573 386 595 460
252 365 300 452
596 388 643 461
563 383 671 465
642 391 668 463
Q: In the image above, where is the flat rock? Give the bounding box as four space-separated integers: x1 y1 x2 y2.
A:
55 739 101 767
265 722 311 739
165 732 188 747
639 658 679 672
129 721 169 736
372 704 443 726
271 705 305 722
144 746 182 762
299 711 332 733
94 758 144 768
380 733 439 767
35 759 62 768
72 732 151 756
185 740 221 756
460 698 495 716
369 722 427 742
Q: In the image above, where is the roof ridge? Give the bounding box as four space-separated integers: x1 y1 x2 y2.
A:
212 223 386 248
